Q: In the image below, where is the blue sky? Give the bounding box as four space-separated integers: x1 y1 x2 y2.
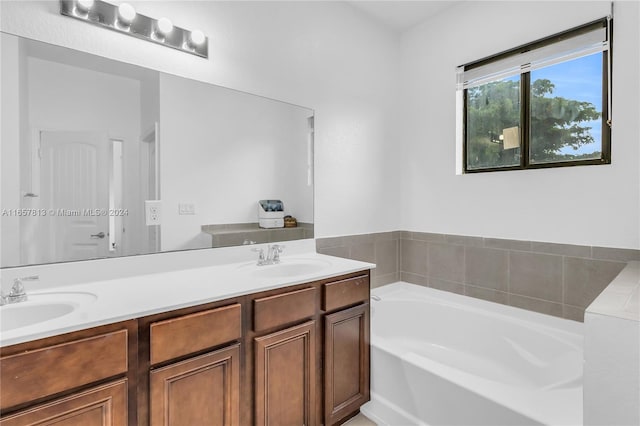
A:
531 53 603 155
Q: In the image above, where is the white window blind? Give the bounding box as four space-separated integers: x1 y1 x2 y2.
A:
456 20 610 90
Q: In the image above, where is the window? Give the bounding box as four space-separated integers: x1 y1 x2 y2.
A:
457 18 611 173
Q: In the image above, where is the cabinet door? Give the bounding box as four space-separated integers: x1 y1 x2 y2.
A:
254 321 316 426
0 380 127 426
149 344 240 426
324 303 370 426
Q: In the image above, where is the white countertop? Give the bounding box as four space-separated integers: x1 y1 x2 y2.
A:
0 245 374 347
586 261 640 322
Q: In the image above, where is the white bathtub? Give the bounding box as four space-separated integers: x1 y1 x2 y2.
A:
360 282 583 426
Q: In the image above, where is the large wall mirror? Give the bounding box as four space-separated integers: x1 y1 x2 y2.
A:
0 32 314 268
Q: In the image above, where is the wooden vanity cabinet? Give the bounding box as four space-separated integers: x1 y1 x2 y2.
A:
0 321 137 426
322 275 371 426
0 269 371 426
142 302 243 426
251 286 319 426
249 272 370 426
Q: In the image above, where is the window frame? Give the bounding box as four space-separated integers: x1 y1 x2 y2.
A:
462 18 612 174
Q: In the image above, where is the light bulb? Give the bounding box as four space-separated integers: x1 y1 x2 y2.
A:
117 3 136 25
76 0 94 12
189 30 205 46
156 17 173 36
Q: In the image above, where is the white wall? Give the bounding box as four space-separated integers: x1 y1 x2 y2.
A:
159 73 313 250
0 0 402 242
399 1 640 249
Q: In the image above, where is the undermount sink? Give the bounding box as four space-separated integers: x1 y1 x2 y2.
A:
0 292 97 332
239 258 332 278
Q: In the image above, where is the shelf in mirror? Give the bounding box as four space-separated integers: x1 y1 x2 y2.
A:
201 223 314 248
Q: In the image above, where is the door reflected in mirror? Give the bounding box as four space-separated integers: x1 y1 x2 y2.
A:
0 32 314 268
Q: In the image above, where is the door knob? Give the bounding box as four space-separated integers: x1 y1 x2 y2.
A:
91 232 106 239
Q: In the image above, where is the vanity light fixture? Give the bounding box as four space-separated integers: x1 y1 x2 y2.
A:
74 0 94 17
155 17 173 40
116 2 136 30
60 0 208 58
188 29 205 48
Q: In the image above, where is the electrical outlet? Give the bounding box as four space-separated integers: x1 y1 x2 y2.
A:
178 203 195 215
145 200 162 225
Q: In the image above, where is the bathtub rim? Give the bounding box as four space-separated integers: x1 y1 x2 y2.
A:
371 281 584 336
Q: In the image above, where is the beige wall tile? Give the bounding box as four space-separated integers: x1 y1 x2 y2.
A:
401 239 427 276
427 242 464 282
484 238 532 251
429 278 464 295
351 242 375 263
564 257 626 308
445 234 483 247
318 245 349 258
508 294 563 319
319 232 630 322
509 251 563 302
465 246 508 291
372 231 399 241
372 272 398 288
400 272 427 286
530 241 591 258
411 232 446 242
591 246 640 262
316 236 345 249
563 305 585 322
464 285 508 304
375 239 398 275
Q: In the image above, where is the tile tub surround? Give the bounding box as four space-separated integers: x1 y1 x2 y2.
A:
317 232 638 321
317 232 400 288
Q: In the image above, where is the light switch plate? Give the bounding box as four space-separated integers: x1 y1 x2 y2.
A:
178 203 195 215
145 200 162 225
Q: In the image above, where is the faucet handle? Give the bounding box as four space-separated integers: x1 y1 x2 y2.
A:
10 280 25 296
271 244 285 263
251 247 265 262
11 276 38 295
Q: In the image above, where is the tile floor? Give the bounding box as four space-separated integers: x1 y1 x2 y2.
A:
342 412 377 425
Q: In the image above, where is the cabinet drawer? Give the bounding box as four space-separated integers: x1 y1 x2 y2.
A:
323 275 369 312
150 303 242 365
0 330 128 410
253 287 316 332
0 379 128 426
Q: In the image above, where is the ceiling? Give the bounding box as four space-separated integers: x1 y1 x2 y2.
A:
347 1 461 33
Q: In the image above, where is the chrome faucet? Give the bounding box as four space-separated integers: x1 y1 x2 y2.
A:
268 244 284 264
1 276 38 305
252 244 285 266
